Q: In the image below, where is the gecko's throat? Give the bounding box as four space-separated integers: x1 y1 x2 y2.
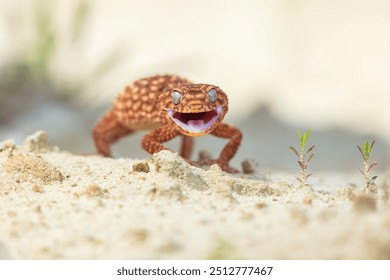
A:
166 106 223 133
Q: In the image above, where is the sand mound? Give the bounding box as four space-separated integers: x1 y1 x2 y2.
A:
0 131 389 259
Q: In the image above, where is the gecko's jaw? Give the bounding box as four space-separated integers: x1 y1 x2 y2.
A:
166 106 223 135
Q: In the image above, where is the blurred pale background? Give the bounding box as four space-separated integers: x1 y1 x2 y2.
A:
0 0 389 172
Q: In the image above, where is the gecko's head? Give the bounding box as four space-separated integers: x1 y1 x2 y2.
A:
159 84 228 136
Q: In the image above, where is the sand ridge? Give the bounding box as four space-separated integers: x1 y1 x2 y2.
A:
0 131 389 259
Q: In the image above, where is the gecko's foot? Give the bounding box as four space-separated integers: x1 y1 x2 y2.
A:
200 159 239 174
184 159 201 167
184 158 238 173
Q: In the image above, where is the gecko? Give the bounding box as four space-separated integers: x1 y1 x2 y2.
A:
92 74 242 173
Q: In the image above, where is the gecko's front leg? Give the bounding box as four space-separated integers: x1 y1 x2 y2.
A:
207 123 242 173
142 125 200 167
141 125 180 155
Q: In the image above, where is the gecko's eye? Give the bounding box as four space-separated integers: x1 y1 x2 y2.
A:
208 88 217 103
171 91 182 105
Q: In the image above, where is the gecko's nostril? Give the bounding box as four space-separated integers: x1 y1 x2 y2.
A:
190 104 203 111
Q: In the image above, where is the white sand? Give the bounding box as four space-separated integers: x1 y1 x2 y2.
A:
0 131 389 259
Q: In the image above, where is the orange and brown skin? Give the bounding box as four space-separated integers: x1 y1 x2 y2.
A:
93 74 242 173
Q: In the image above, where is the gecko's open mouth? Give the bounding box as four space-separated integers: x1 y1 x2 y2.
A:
166 106 223 133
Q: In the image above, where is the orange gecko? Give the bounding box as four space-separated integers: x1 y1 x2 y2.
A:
93 74 242 173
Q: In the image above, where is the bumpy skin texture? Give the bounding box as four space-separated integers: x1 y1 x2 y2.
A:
93 74 242 173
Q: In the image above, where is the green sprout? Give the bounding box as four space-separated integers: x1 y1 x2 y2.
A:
357 140 378 190
289 129 315 188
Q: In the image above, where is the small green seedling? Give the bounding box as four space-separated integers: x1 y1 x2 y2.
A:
357 140 378 190
289 129 315 188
